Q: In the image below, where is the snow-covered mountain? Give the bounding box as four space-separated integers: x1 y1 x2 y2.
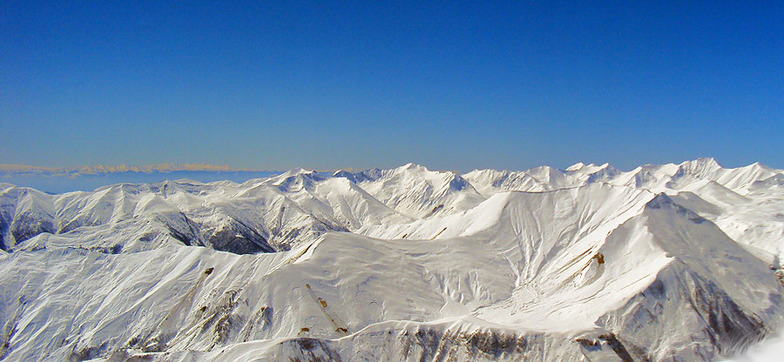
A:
1 158 784 361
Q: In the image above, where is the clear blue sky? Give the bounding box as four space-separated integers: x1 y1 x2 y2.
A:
2 1 783 171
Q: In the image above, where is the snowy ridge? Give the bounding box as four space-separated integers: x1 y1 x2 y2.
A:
1 159 784 361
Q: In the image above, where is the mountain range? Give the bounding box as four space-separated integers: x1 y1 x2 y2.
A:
1 158 783 361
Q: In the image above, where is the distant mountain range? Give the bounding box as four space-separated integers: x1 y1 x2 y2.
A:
0 164 282 194
0 163 263 175
1 158 783 360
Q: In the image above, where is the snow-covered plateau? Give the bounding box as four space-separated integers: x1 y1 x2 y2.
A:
2 158 784 361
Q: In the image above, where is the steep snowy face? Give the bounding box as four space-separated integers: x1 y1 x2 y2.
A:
0 187 55 250
0 160 784 361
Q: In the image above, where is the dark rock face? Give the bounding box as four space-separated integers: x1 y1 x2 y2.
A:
160 212 200 247
0 216 7 251
399 327 546 360
688 272 768 353
600 267 773 360
0 191 18 251
10 213 55 247
69 341 109 361
599 333 635 362
161 212 276 254
576 332 640 362
202 221 275 254
262 324 587 361
285 338 343 362
0 206 57 251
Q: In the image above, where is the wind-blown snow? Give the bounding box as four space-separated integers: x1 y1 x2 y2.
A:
1 158 783 361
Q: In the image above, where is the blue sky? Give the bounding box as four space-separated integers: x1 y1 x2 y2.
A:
2 1 783 171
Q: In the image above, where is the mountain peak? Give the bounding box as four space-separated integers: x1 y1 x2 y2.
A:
672 158 724 179
268 168 325 190
685 157 722 169
397 162 428 172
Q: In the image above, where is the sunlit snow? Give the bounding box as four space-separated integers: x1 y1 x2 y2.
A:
1 158 783 360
